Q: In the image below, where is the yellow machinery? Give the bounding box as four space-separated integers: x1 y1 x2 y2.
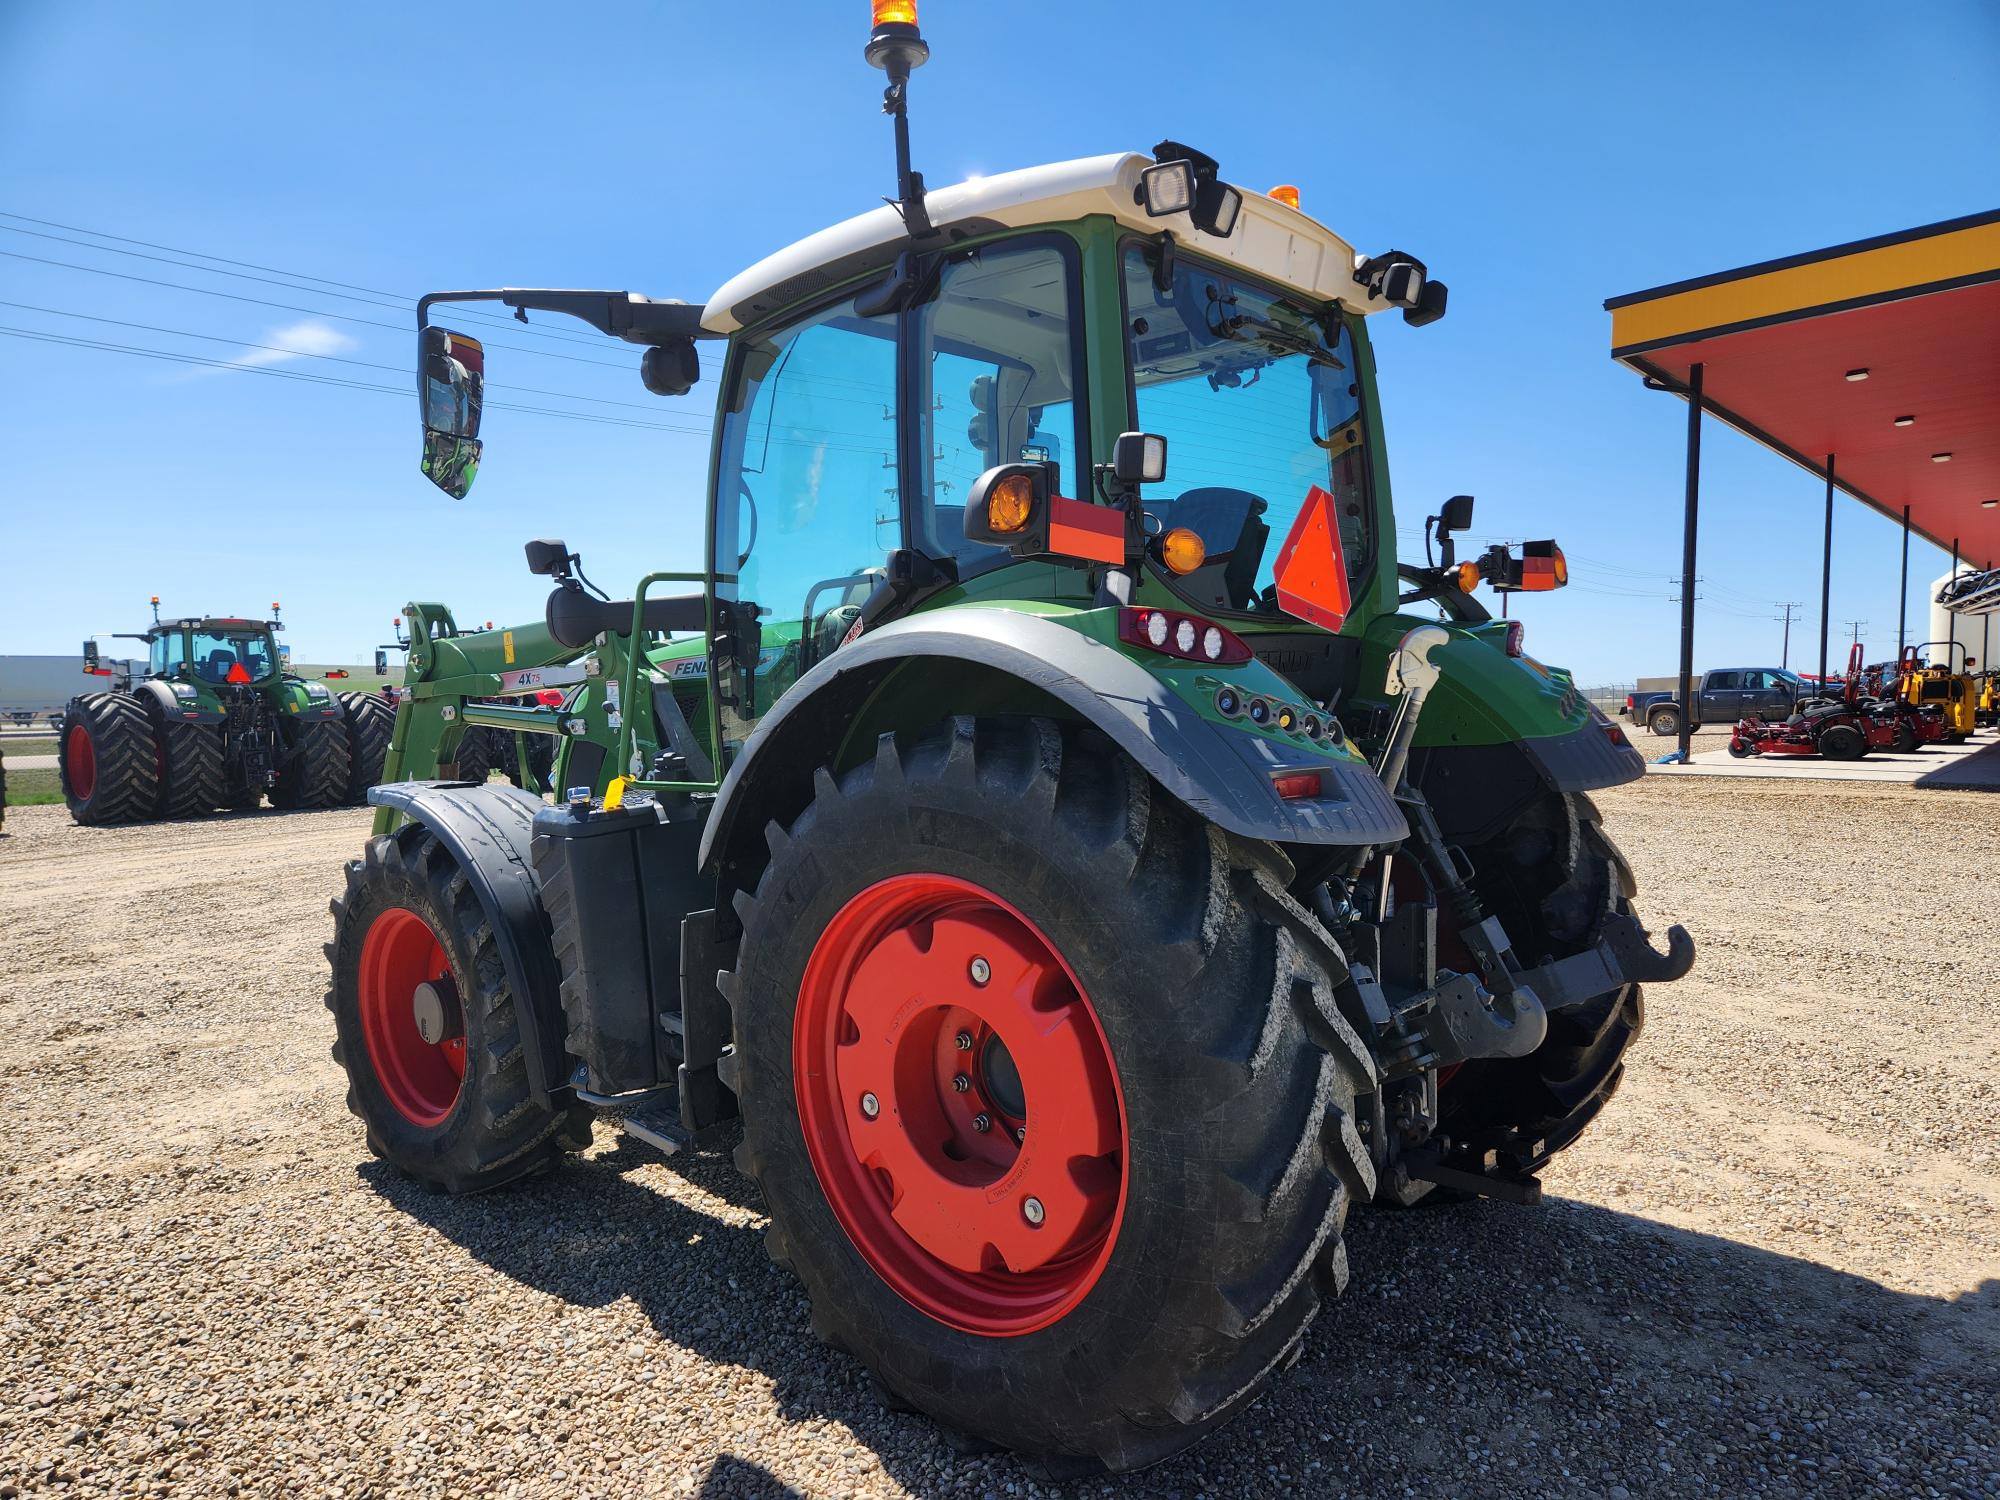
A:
1899 643 1978 742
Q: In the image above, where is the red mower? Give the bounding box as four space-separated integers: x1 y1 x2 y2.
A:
1728 643 1908 760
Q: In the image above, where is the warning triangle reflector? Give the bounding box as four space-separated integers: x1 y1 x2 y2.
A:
1271 485 1352 632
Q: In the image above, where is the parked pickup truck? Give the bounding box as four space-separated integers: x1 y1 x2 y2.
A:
1626 667 1815 736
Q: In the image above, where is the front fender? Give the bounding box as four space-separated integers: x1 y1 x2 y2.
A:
365 780 569 1107
697 606 1407 881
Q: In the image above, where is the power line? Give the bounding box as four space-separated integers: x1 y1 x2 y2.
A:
0 211 616 350
0 248 635 370
0 326 699 435
0 300 686 416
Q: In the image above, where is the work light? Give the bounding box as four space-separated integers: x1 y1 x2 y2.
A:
1139 160 1195 217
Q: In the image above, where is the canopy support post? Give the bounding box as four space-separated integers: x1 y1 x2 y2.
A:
1949 536 1960 655
1817 455 1835 690
1898 505 1910 659
1677 363 1704 763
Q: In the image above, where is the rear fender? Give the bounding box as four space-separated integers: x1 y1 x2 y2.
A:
366 780 570 1107
132 678 221 726
697 606 1408 890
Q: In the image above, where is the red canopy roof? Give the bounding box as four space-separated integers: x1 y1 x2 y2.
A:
1608 209 2000 568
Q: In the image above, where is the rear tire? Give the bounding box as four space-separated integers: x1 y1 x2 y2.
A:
723 717 1376 1471
1403 791 1646 1195
58 692 160 825
1890 720 1918 754
272 717 352 809
1818 723 1866 760
338 691 397 804
448 725 499 783
325 826 591 1191
145 703 225 819
1647 707 1680 738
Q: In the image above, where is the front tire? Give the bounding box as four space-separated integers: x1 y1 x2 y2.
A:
326 826 590 1191
723 717 1376 1471
59 692 160 825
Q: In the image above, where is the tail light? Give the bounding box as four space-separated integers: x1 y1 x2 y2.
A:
1118 607 1252 665
1271 770 1323 800
1504 621 1525 658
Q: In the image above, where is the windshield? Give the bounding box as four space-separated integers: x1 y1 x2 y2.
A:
1123 244 1374 618
190 629 276 683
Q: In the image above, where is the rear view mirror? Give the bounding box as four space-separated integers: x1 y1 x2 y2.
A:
419 327 485 499
373 649 389 676
83 638 100 668
1440 494 1475 534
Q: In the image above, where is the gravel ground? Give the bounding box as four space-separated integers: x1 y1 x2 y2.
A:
1 784 1995 1499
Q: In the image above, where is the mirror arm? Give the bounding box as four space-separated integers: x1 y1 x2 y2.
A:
417 289 712 347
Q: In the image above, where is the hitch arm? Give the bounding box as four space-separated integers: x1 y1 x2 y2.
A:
1512 912 1696 1012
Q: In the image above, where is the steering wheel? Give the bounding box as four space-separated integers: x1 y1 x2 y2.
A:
736 477 759 572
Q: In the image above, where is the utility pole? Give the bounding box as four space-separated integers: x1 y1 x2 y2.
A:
1843 619 1868 649
1774 601 1801 671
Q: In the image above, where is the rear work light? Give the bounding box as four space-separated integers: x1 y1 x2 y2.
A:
1118 607 1252 665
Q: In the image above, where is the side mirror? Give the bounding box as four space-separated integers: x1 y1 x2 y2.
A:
374 649 389 676
1439 494 1475 534
83 638 100 668
419 327 485 499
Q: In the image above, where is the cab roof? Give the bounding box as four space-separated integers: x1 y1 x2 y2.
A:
701 153 1398 334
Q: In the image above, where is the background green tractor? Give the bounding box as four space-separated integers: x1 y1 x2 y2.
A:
59 600 394 824
327 8 1692 1474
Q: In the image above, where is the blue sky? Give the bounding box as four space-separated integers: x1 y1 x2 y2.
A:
2 0 1995 682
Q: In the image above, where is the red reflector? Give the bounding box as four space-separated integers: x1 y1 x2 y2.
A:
1270 485 1352 632
1271 770 1322 800
226 663 252 683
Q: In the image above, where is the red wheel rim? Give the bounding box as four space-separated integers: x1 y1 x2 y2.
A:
794 874 1128 1337
357 907 465 1127
65 725 96 800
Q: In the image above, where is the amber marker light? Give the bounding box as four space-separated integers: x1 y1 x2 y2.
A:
1268 185 1300 209
1161 526 1207 575
1456 561 1481 592
986 472 1035 533
871 0 917 24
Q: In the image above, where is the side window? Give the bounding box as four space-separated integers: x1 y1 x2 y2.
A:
714 295 900 757
1707 671 1740 690
912 241 1086 572
1740 671 1767 691
149 635 171 674
156 633 185 674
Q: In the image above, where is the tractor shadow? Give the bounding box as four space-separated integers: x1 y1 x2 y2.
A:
364 1150 1999 1498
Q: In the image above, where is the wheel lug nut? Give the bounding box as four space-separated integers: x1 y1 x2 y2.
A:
969 956 991 986
972 1113 991 1133
860 1092 880 1119
954 1029 974 1051
1022 1196 1045 1227
951 1074 970 1093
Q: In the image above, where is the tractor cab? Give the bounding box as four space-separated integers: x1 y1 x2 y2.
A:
153 619 281 687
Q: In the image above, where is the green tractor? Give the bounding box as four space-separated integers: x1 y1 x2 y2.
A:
328 7 1691 1472
59 600 395 824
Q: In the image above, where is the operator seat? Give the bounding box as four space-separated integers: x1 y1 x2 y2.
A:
1150 488 1271 613
202 649 236 682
